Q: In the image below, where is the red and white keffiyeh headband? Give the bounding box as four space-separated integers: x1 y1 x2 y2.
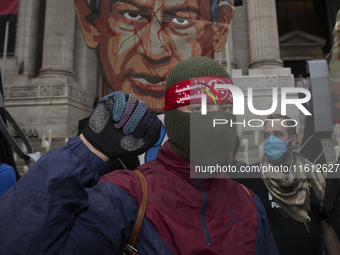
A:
164 76 234 111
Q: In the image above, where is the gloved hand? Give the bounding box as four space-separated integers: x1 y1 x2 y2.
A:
82 91 161 159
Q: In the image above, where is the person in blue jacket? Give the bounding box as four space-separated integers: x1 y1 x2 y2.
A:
0 162 16 196
0 57 278 255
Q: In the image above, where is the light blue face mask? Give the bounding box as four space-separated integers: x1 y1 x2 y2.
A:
264 135 292 161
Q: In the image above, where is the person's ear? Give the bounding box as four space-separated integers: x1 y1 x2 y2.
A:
228 151 234 162
291 134 297 147
74 0 100 48
212 1 235 52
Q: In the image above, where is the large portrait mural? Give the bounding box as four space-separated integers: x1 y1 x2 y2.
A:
74 0 235 113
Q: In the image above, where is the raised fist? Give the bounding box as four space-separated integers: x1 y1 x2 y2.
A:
82 92 161 159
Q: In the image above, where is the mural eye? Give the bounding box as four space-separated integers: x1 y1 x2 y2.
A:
124 13 142 20
172 17 189 25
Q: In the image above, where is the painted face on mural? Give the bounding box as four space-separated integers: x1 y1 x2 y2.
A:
75 0 234 113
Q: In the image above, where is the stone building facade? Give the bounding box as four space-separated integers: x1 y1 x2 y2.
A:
2 0 99 139
1 0 339 139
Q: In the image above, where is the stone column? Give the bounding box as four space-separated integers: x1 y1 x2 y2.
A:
247 0 283 69
74 21 98 95
228 26 237 69
14 0 44 79
39 0 76 77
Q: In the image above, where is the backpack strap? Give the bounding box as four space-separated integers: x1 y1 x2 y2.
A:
123 170 148 255
240 184 252 199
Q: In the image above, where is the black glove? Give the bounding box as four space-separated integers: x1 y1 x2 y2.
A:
82 91 161 159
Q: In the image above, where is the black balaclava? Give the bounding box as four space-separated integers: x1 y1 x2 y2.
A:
164 57 236 166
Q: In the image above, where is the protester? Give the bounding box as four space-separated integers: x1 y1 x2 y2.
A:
0 57 278 254
296 74 310 99
323 8 340 243
235 114 340 255
324 168 340 244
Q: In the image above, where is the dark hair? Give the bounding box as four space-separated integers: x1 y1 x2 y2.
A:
90 0 222 21
264 114 297 138
232 135 240 157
